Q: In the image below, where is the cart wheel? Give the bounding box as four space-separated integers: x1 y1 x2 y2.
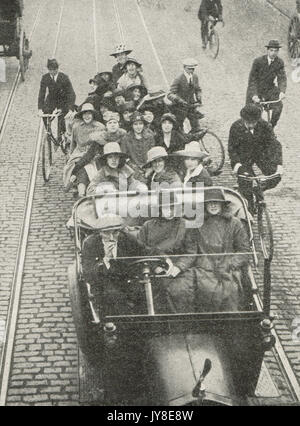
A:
198 130 225 175
42 133 52 182
288 16 300 59
68 263 97 356
257 204 274 261
208 28 219 59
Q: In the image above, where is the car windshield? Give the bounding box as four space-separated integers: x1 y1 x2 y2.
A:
75 188 256 316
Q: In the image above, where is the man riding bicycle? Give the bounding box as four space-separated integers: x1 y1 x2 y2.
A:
38 59 76 135
228 104 283 214
198 0 223 49
167 58 203 133
246 40 287 128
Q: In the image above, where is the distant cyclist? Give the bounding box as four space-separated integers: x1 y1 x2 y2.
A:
38 59 76 134
198 0 223 49
246 40 287 128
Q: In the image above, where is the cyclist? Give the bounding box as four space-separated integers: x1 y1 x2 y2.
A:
38 59 76 134
167 58 203 133
198 0 223 49
228 104 283 214
246 40 287 128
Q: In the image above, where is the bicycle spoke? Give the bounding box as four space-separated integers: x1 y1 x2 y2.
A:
258 206 274 261
198 131 225 175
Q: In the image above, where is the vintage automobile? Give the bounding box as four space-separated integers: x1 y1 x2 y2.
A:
68 186 276 406
0 0 32 80
288 0 300 59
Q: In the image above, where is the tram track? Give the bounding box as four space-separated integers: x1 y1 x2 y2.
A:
0 0 66 406
0 0 44 145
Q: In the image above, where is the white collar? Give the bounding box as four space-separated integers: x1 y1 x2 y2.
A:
184 163 203 184
267 56 274 66
184 70 193 82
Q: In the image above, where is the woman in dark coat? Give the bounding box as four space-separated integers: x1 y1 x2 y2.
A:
155 113 188 154
142 146 182 190
167 188 250 313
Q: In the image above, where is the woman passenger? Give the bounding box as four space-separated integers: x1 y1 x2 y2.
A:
117 58 147 91
125 84 148 108
155 113 188 154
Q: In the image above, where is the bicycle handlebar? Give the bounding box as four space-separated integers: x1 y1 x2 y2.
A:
237 173 281 182
259 98 285 106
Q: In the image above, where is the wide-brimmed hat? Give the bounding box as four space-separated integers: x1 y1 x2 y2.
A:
75 103 97 119
240 104 262 122
89 74 103 85
204 188 230 204
130 111 145 124
47 58 59 69
95 214 124 231
182 57 198 68
265 39 282 49
110 44 133 57
160 112 177 125
173 141 209 160
143 146 169 168
122 57 142 70
101 142 128 159
98 71 113 81
141 87 166 102
125 84 148 99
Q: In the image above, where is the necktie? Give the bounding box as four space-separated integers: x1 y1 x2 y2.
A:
189 77 193 88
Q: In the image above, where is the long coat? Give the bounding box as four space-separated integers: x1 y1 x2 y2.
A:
168 73 202 105
155 130 188 154
228 118 283 170
82 231 144 316
38 72 76 113
121 129 155 167
246 55 287 103
169 212 250 313
146 168 182 190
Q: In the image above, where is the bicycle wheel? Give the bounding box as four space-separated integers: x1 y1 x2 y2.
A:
198 130 225 175
257 204 274 261
19 26 26 81
42 133 53 182
288 16 300 59
208 29 219 59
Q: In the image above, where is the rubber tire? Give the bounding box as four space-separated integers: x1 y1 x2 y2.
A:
68 263 96 356
198 130 225 175
209 29 219 59
288 16 300 59
19 26 25 81
257 205 274 261
42 133 52 182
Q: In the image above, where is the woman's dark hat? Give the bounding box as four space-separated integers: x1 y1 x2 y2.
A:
160 112 177 126
265 39 282 49
204 188 231 204
47 58 59 69
89 74 103 85
240 104 262 121
130 111 145 124
125 84 148 99
98 71 113 81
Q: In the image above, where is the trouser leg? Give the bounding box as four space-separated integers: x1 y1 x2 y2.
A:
237 166 255 214
187 111 201 132
269 101 283 128
200 19 207 45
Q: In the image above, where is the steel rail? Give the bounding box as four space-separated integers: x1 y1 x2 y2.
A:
0 0 44 144
265 1 291 19
0 0 65 406
113 0 126 43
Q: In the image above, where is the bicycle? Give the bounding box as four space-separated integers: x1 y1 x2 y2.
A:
172 102 225 176
258 98 284 125
203 17 222 60
237 173 281 261
40 110 70 182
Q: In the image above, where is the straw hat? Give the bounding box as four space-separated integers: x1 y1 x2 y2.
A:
75 103 97 119
173 141 209 160
101 142 128 159
110 44 132 57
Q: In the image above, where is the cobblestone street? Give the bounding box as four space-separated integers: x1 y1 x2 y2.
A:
0 0 299 406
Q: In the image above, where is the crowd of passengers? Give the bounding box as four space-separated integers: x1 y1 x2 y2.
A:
38 40 283 316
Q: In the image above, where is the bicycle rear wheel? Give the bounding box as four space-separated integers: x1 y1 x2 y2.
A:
208 29 219 59
198 130 225 175
42 133 53 182
257 204 274 261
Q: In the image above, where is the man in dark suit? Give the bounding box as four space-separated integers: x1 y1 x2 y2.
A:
167 58 202 133
82 214 144 316
38 59 76 133
246 40 287 128
228 104 283 214
198 0 223 49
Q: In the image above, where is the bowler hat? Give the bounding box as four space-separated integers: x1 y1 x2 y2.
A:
122 57 142 70
110 44 132 57
265 39 282 49
47 58 59 69
240 104 262 122
143 146 169 168
173 141 209 160
204 188 230 204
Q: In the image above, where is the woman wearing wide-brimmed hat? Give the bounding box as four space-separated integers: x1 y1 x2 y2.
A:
142 146 182 190
155 112 188 154
87 142 147 195
110 44 133 83
172 141 213 187
117 57 147 91
125 83 148 106
169 187 250 313
137 87 168 130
